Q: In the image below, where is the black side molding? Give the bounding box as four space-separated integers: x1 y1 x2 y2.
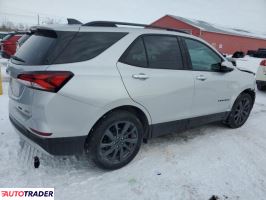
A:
151 112 229 138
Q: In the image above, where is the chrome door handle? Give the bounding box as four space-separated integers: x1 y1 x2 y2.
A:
196 75 207 81
132 73 149 80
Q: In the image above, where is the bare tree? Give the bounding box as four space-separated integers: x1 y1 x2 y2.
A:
0 20 16 31
18 23 25 30
41 17 62 25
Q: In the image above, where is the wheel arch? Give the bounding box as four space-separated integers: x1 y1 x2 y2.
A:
240 88 255 106
225 88 255 127
84 105 151 149
230 88 256 111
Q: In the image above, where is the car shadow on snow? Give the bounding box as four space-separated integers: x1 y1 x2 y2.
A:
14 120 246 175
17 139 105 175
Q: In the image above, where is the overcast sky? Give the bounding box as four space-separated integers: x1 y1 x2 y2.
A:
0 0 266 33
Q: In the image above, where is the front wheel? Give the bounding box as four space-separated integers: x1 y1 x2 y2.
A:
87 110 143 170
225 93 253 128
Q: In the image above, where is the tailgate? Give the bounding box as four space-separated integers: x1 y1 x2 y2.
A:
8 26 79 124
8 62 48 123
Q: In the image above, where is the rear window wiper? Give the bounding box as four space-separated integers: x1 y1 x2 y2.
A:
11 55 25 63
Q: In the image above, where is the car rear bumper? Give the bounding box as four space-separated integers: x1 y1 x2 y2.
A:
256 80 266 86
9 115 86 155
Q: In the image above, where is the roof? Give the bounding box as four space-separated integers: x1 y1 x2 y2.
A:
29 23 192 38
168 15 266 40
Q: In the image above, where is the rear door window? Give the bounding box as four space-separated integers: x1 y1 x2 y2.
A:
143 35 183 70
120 35 183 70
119 37 147 67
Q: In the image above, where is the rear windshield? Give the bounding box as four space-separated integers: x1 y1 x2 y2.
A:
18 34 31 46
54 32 127 64
12 30 127 65
14 33 56 65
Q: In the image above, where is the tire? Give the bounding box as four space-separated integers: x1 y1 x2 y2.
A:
226 93 253 128
257 83 266 91
87 110 143 170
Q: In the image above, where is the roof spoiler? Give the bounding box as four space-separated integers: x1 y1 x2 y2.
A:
67 18 82 25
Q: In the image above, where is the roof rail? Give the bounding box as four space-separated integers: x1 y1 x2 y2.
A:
82 21 189 34
67 18 82 25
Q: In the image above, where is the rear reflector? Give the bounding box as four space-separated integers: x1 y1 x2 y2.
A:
30 128 52 136
17 71 73 92
260 60 266 67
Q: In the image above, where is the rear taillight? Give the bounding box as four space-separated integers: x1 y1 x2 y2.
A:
260 60 266 67
17 71 73 92
30 128 52 136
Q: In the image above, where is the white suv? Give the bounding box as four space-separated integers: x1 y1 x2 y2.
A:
8 21 256 169
256 60 266 91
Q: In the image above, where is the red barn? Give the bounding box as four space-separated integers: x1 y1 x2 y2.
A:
151 15 266 54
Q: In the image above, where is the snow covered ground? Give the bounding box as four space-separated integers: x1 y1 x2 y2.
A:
0 58 266 200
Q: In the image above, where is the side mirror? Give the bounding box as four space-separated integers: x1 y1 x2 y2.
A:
220 61 234 72
211 61 234 73
226 57 237 66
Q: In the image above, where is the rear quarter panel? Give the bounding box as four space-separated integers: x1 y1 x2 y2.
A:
45 34 152 137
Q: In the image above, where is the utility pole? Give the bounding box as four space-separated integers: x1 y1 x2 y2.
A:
37 14 40 25
4 16 7 26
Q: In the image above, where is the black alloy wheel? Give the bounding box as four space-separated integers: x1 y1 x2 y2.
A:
226 93 253 128
87 110 143 170
99 121 139 164
233 97 251 126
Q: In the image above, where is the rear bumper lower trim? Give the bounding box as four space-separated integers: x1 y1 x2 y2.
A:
9 115 86 155
256 80 266 86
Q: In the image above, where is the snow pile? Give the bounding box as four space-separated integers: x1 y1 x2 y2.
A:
0 58 266 200
170 15 266 40
210 23 266 40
